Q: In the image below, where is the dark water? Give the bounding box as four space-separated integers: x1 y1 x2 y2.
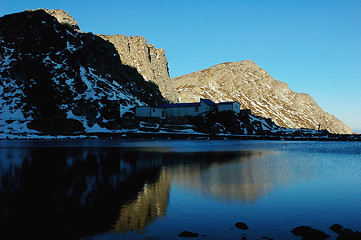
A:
0 140 360 240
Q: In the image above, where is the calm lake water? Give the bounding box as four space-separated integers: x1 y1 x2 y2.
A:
0 139 360 240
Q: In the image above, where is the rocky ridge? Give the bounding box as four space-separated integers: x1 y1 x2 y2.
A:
32 8 80 30
171 61 352 134
99 34 179 103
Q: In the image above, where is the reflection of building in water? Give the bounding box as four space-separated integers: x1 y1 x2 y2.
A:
114 168 171 233
168 150 292 203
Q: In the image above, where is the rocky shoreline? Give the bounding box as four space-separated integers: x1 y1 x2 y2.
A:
1 130 361 141
177 223 361 240
2 111 360 141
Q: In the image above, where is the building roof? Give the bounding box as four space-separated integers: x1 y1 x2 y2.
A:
159 99 217 108
200 99 217 106
218 101 239 105
159 102 200 108
136 106 162 109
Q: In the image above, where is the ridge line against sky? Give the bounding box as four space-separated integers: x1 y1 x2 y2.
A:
1 0 360 132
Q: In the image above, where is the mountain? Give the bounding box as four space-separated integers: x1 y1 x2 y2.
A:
171 61 352 134
0 9 354 138
0 9 166 134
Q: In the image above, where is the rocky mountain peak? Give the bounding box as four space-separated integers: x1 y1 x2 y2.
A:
25 9 179 103
29 9 177 103
40 9 80 30
171 61 352 134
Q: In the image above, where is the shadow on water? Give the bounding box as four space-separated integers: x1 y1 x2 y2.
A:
0 146 270 239
0 148 164 239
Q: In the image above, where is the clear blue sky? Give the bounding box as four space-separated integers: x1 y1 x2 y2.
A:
1 0 360 132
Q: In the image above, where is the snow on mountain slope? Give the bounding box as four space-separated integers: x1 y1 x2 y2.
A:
0 9 166 135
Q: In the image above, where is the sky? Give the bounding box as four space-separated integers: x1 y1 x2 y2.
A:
1 0 360 132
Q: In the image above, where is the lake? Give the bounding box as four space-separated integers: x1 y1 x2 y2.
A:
0 139 360 240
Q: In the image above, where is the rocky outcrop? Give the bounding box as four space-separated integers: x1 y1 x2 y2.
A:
31 9 80 30
171 61 352 134
0 9 165 134
99 34 179 103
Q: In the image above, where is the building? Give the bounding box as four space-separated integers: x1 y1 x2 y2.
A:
135 106 165 117
218 101 241 113
159 99 217 117
135 99 240 117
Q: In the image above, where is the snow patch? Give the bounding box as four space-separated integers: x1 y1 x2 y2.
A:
119 105 134 117
67 41 77 52
84 123 114 133
0 120 39 135
43 55 63 69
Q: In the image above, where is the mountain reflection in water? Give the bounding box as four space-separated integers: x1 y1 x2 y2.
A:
0 144 277 239
0 147 164 239
166 150 277 202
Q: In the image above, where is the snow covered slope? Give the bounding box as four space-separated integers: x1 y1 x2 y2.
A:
0 10 166 135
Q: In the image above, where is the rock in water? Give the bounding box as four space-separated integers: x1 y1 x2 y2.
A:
171 61 352 134
291 226 330 240
178 231 199 238
235 222 249 230
330 224 344 234
336 228 361 240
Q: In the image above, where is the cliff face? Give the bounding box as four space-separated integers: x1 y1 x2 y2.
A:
41 9 80 30
0 9 165 134
99 34 179 103
171 60 352 134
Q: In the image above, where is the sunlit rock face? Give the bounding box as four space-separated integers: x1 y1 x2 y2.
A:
0 9 166 134
99 34 179 103
41 9 80 30
171 61 352 134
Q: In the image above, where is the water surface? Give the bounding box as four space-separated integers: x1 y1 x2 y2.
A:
0 140 360 239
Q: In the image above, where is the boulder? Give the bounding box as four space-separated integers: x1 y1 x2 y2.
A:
291 226 330 240
178 231 199 238
336 228 361 240
330 224 344 234
235 222 249 230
